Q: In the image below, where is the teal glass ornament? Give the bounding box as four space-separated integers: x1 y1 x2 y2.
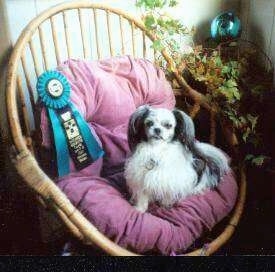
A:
211 12 241 42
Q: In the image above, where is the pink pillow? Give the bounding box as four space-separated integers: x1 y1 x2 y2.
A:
39 56 237 254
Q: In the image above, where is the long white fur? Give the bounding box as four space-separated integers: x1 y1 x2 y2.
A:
124 107 230 212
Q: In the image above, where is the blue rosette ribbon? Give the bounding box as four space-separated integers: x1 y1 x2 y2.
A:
37 70 104 177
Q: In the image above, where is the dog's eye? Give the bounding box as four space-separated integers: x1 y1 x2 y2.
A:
146 120 154 127
163 123 172 129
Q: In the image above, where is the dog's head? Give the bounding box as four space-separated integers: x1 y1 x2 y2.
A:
128 106 224 184
127 105 195 151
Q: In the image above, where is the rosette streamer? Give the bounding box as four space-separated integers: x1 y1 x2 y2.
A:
37 71 104 177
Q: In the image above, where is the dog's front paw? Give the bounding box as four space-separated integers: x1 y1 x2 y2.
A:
129 197 135 205
132 192 149 213
159 199 174 209
161 204 173 209
134 204 147 213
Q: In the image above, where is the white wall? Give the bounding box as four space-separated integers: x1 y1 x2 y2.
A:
241 0 275 85
5 0 137 45
5 0 240 46
5 0 140 76
0 0 12 139
5 0 144 79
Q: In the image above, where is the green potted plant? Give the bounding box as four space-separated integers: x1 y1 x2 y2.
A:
136 0 274 167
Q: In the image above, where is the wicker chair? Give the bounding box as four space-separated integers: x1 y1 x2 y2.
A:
6 1 246 256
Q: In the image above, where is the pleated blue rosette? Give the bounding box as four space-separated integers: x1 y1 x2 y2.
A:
37 70 104 177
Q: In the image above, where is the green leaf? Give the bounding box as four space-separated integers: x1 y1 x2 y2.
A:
219 86 233 100
225 79 237 88
136 0 145 7
242 127 251 142
245 154 254 161
219 85 240 102
154 0 166 8
214 56 222 66
247 114 258 131
245 154 269 167
221 65 230 74
231 87 241 100
239 116 246 124
157 18 165 27
145 0 156 8
201 55 207 63
144 14 156 28
251 155 268 166
169 0 178 7
151 40 163 51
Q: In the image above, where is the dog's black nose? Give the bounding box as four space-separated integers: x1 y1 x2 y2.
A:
154 128 161 135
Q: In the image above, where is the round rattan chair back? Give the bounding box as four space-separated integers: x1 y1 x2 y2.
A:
6 1 246 256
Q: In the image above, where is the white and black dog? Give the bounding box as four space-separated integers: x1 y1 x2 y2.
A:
124 105 230 212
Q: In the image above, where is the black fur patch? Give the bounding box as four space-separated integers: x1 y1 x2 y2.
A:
192 158 206 180
172 109 194 146
173 109 186 143
127 107 150 151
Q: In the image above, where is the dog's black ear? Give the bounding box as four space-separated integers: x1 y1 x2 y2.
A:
173 109 195 146
128 105 150 151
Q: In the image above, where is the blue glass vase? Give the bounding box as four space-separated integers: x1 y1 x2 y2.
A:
211 12 241 42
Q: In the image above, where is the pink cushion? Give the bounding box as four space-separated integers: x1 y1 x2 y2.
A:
40 56 237 255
